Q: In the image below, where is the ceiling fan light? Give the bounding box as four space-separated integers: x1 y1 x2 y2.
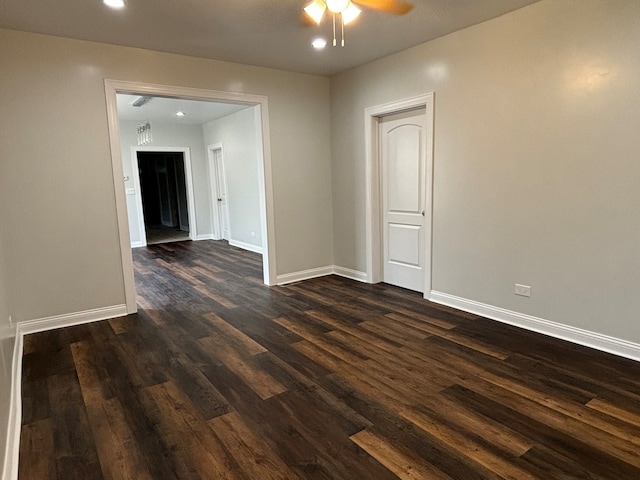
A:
326 0 349 13
304 0 326 24
341 2 361 25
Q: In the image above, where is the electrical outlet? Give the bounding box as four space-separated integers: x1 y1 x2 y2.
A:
515 284 531 297
250 231 256 238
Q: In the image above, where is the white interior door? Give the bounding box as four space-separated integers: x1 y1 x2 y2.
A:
381 107 427 292
211 147 230 240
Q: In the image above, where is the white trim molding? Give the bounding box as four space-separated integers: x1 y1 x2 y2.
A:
16 305 128 335
2 332 20 480
333 266 368 283
229 240 263 255
195 234 216 241
276 266 367 285
430 291 640 363
277 267 335 285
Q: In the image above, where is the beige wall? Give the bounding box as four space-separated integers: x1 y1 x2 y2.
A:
331 0 640 342
0 28 333 322
203 107 263 250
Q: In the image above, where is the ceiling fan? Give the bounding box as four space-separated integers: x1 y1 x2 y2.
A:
304 0 414 46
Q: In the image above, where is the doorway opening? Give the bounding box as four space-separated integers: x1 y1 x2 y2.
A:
137 151 190 245
130 146 197 248
105 80 277 314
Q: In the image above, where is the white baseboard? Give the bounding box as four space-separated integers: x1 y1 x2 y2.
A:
332 266 368 283
228 239 263 255
277 266 335 285
2 331 21 480
195 234 215 241
17 304 128 335
130 241 146 248
429 291 640 363
277 265 367 285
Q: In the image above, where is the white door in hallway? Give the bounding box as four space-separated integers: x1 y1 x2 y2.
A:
381 107 428 293
210 147 230 240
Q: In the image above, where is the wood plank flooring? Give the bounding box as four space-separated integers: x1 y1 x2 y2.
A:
19 240 640 479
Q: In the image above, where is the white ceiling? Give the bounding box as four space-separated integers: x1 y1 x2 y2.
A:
0 0 540 76
116 94 250 125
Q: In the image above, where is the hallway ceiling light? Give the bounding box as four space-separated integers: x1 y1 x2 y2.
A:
175 111 186 117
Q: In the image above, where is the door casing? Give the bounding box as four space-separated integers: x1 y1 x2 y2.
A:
364 93 435 299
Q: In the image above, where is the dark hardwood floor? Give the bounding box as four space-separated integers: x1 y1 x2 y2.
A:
145 225 190 245
19 240 640 479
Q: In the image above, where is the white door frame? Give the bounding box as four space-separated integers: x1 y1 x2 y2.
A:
364 93 434 299
131 146 197 247
207 143 230 241
105 79 278 314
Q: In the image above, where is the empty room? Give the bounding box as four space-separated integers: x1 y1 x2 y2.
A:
1 0 639 478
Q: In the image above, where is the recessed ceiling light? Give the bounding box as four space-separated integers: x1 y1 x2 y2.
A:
175 111 186 117
312 38 327 50
103 0 126 9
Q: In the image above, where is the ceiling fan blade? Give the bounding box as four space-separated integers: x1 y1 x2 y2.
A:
353 0 414 15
